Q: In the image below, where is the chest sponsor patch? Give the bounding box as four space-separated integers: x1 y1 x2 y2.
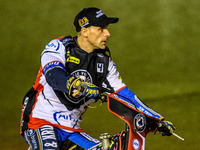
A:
71 69 93 83
66 51 80 64
53 111 79 128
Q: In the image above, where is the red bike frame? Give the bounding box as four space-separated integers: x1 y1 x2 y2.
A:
107 93 160 150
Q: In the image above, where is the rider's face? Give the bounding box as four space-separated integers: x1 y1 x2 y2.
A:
86 25 110 50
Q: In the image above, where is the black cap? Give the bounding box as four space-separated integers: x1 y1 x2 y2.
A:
74 7 119 32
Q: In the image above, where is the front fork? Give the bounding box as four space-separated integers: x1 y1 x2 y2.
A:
123 123 130 150
100 123 129 150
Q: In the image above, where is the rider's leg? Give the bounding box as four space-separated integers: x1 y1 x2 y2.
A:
24 125 102 150
23 125 69 150
61 132 102 150
61 131 125 150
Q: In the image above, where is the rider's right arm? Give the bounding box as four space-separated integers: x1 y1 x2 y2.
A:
41 39 99 99
41 39 76 93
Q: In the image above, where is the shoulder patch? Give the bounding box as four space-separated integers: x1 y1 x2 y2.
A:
60 36 74 47
46 40 60 51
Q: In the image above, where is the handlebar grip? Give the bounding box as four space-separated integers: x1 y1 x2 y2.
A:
79 86 85 93
99 87 114 93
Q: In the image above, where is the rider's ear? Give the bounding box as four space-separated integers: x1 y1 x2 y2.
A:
81 27 89 38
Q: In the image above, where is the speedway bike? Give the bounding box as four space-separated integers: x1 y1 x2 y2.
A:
97 88 184 150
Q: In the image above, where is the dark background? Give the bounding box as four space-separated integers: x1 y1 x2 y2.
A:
1 0 199 149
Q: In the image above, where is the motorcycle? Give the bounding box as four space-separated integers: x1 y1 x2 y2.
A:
97 88 184 150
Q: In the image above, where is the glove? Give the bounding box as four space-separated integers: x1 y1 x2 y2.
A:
158 120 175 136
74 80 99 99
67 76 99 99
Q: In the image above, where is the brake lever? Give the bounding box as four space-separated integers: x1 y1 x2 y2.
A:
99 94 107 102
98 87 114 103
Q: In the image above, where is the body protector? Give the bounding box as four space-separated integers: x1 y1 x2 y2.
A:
52 36 111 110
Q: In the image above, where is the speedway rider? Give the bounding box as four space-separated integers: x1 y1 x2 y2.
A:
20 7 175 150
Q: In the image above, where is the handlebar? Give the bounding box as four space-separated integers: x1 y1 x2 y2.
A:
157 122 184 141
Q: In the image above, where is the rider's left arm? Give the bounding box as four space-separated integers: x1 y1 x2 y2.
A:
116 87 175 135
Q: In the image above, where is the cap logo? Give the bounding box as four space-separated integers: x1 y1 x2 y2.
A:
96 10 104 18
78 17 89 27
